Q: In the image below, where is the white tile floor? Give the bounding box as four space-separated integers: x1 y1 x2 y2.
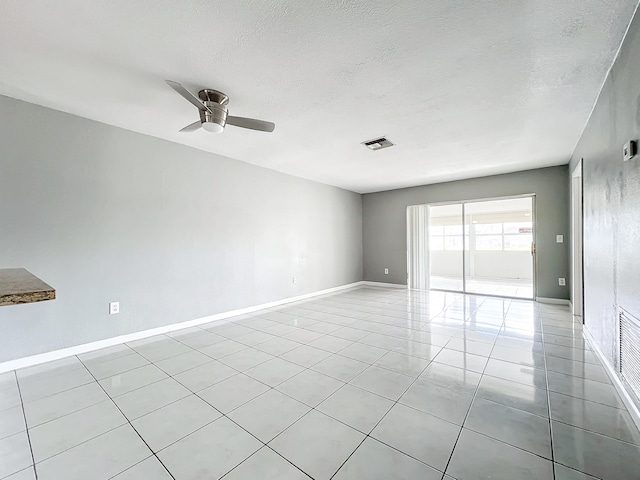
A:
430 276 534 299
1 286 640 479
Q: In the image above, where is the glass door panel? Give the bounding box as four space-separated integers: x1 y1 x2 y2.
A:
428 203 464 292
463 197 534 299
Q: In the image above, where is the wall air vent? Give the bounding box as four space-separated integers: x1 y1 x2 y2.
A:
619 307 640 400
362 137 395 151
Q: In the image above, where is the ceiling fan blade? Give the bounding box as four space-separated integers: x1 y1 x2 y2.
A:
165 80 212 113
179 121 202 133
226 115 275 133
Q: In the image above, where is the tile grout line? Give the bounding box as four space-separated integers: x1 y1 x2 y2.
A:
16 393 113 431
83 324 286 404
86 325 344 470
217 445 314 480
541 315 558 480
327 435 369 480
187 319 436 478
325 296 496 479
439 297 505 478
15 365 146 466
198 296 584 472
75 355 177 480
112 334 321 479
9 288 609 480
88 336 306 480
159 378 307 478
13 370 39 480
335 294 582 475
11 376 95 408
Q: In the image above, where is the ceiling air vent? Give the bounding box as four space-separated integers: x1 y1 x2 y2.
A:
362 137 395 151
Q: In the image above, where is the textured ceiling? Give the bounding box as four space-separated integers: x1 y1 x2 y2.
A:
0 0 637 193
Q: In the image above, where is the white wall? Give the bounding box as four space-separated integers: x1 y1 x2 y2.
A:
0 95 363 362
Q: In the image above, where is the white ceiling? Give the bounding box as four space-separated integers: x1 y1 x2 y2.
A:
0 1 636 193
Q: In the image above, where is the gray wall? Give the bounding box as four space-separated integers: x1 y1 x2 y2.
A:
362 166 570 299
569 4 640 383
0 95 363 362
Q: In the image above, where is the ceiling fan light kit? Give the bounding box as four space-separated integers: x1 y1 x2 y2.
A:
165 80 275 134
198 89 227 133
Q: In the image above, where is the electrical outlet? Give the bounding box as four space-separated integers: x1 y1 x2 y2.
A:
109 302 120 315
292 275 297 284
556 235 564 243
384 268 389 275
558 278 566 286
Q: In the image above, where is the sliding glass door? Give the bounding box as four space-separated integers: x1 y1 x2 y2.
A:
423 195 535 300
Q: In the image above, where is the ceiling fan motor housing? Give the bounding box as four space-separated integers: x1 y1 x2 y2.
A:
198 89 228 132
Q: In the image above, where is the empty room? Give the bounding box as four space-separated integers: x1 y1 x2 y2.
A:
1 1 640 479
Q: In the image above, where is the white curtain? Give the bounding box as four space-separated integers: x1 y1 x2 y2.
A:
406 205 429 290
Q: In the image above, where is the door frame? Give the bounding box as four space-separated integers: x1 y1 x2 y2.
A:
408 193 537 300
571 160 584 320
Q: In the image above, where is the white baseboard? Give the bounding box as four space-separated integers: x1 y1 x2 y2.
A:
0 281 364 374
536 297 571 306
361 281 407 289
583 326 640 432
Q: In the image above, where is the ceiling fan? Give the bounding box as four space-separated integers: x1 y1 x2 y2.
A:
165 80 275 134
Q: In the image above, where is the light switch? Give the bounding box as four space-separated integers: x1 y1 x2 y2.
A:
556 235 564 243
623 140 637 161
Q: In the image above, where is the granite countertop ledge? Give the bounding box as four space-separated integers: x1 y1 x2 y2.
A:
0 268 56 306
